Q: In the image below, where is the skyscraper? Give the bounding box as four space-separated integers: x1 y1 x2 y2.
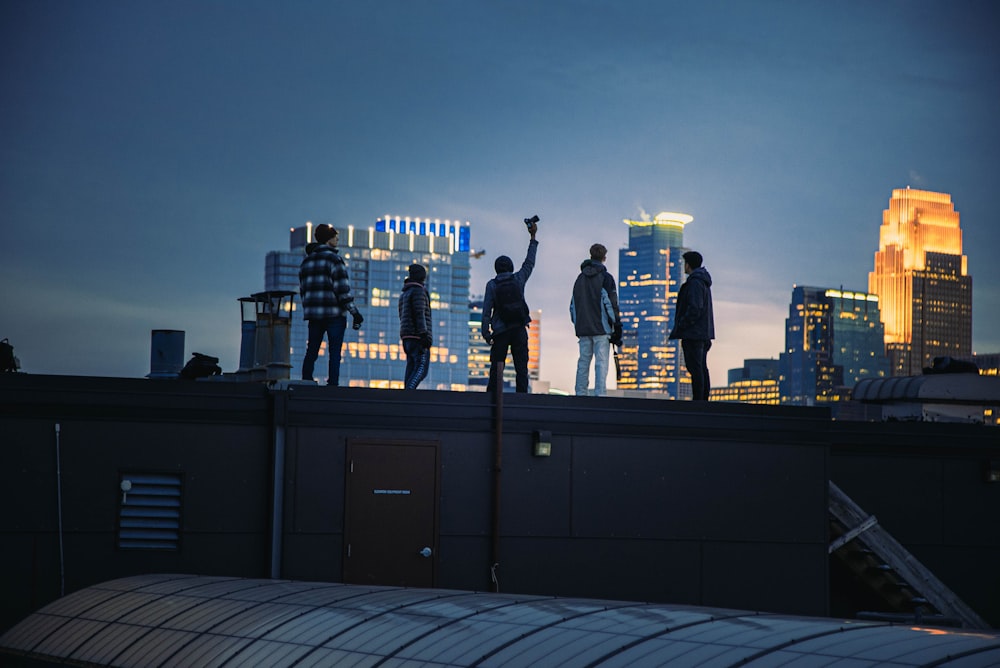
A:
527 307 542 386
869 188 972 376
266 216 472 389
467 298 491 390
617 212 692 399
779 286 890 406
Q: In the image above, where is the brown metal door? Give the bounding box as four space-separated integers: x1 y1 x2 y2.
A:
343 440 439 587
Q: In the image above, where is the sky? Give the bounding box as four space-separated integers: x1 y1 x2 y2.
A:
2 0 998 393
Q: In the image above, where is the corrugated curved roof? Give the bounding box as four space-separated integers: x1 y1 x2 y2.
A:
2 574 999 667
854 374 1000 403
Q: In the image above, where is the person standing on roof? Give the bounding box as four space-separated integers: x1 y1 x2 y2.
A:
299 224 364 386
398 263 432 389
570 243 622 397
481 217 539 393
668 250 715 400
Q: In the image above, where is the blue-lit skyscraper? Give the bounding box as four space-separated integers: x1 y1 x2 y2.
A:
617 212 692 399
265 216 472 389
779 286 890 405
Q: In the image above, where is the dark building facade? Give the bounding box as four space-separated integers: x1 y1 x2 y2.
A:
780 286 890 406
711 358 781 405
2 373 997 636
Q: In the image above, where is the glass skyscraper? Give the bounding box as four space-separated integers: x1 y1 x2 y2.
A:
868 188 972 376
266 216 472 389
617 212 692 399
779 286 890 406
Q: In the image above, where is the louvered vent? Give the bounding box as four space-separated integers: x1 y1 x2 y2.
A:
117 472 182 550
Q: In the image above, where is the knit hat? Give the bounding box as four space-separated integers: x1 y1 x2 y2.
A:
407 263 427 283
494 255 514 273
315 224 337 244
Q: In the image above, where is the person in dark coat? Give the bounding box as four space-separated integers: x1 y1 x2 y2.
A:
668 250 715 400
299 224 364 385
570 243 621 396
398 263 432 389
481 219 538 393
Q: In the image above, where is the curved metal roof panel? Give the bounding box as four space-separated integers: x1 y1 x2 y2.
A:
854 374 1000 403
2 574 999 667
854 375 928 401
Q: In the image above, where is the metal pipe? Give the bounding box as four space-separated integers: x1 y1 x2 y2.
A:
54 422 65 597
270 416 286 579
490 379 503 592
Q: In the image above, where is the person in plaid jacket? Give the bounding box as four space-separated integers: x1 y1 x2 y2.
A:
299 224 364 385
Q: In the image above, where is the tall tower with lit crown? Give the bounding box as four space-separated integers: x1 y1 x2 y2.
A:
618 211 693 399
868 188 972 376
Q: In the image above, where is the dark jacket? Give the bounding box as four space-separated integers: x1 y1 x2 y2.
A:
298 245 357 320
482 238 538 338
399 281 432 341
570 260 619 337
669 266 715 340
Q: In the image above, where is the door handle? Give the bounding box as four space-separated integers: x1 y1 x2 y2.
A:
419 547 432 558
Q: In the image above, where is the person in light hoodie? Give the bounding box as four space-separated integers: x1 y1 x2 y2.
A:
570 243 621 397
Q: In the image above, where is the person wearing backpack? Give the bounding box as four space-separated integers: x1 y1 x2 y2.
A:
570 243 621 396
481 218 538 393
398 263 433 389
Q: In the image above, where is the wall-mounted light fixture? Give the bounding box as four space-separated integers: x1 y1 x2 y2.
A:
985 460 1000 483
533 430 552 457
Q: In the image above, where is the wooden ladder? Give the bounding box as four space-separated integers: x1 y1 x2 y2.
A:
828 480 989 629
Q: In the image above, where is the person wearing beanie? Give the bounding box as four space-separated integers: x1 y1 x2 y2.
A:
298 224 364 385
398 263 432 389
570 243 621 397
668 250 715 400
481 217 539 393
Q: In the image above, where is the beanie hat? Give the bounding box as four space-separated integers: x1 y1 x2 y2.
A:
407 263 427 283
315 224 337 244
494 255 514 273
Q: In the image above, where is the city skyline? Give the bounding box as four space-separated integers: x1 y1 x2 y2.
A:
2 2 998 394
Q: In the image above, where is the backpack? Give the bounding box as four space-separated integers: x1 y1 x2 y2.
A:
493 275 529 326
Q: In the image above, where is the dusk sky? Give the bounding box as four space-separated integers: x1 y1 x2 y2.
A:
2 1 998 393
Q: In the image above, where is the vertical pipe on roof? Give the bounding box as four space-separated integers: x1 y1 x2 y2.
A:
491 381 503 592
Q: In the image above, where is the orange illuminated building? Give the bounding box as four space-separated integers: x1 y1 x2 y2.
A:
868 188 972 376
527 308 541 383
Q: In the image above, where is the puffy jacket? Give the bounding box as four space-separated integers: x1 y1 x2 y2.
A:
669 266 715 340
399 281 432 340
298 245 357 320
570 260 619 337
